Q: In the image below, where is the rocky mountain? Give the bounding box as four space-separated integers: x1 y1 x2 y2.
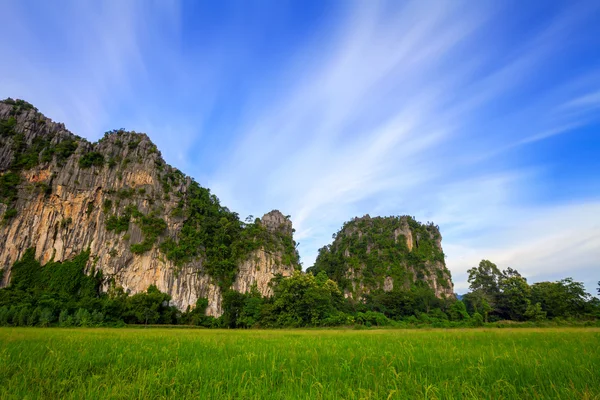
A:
0 99 299 316
308 215 454 299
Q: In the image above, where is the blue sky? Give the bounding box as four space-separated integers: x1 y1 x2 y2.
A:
1 0 599 295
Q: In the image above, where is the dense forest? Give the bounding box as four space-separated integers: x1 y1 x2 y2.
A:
0 251 597 328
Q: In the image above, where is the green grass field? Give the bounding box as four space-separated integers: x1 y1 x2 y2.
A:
1 328 598 399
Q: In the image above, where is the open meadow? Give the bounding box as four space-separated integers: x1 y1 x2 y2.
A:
1 327 599 399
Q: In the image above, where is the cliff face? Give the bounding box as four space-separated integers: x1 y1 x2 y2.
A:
309 215 454 299
233 211 297 296
0 99 299 316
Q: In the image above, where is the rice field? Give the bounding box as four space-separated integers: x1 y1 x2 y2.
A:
0 327 598 399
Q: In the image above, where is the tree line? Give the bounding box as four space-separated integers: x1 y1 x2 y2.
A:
0 250 598 328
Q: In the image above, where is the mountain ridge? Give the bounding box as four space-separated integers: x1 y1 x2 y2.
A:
0 98 300 316
0 98 455 317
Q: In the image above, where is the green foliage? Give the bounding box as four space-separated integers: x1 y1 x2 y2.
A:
267 271 343 327
12 135 58 168
180 298 216 327
464 260 594 321
130 212 167 254
0 114 77 169
497 268 530 320
128 137 141 149
448 300 470 321
309 216 447 295
106 214 130 233
124 285 177 325
105 203 163 251
53 139 78 163
3 98 36 115
524 302 547 321
0 117 17 137
531 278 590 319
355 311 391 327
3 208 17 221
117 187 135 199
102 199 112 213
79 152 104 168
471 312 484 327
0 249 178 327
468 260 502 295
0 172 21 205
158 181 298 289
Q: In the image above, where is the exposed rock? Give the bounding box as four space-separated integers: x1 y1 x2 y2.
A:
261 210 293 235
310 215 454 300
383 276 394 291
0 99 299 316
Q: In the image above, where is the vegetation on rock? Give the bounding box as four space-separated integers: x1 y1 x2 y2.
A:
308 215 451 299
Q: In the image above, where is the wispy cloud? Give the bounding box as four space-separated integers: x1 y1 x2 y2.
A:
210 1 600 293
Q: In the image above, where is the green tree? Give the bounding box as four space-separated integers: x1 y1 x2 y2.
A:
471 312 484 327
448 300 470 321
182 297 210 326
366 289 415 319
39 308 54 327
531 278 589 318
59 310 71 327
238 286 264 328
0 306 9 326
468 260 501 295
221 290 246 328
524 302 546 321
463 292 488 319
75 308 91 327
411 284 440 314
271 271 342 327
497 268 531 321
125 285 174 325
466 260 504 317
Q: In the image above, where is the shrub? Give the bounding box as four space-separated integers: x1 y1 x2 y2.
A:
102 199 112 213
106 214 130 233
0 172 21 204
472 312 484 327
79 152 104 168
74 308 91 327
59 310 71 327
3 208 17 220
0 117 17 137
54 139 78 162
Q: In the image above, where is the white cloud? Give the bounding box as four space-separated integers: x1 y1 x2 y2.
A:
446 201 600 294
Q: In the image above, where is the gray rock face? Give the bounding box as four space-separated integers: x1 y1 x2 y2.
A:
0 100 299 316
261 210 293 235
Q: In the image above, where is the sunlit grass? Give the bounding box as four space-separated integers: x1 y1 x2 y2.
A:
1 328 598 399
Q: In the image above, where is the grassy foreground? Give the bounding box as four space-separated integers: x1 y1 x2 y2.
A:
0 328 598 399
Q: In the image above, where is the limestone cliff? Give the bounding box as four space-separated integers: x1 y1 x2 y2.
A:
0 99 300 316
308 215 454 299
232 211 297 296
